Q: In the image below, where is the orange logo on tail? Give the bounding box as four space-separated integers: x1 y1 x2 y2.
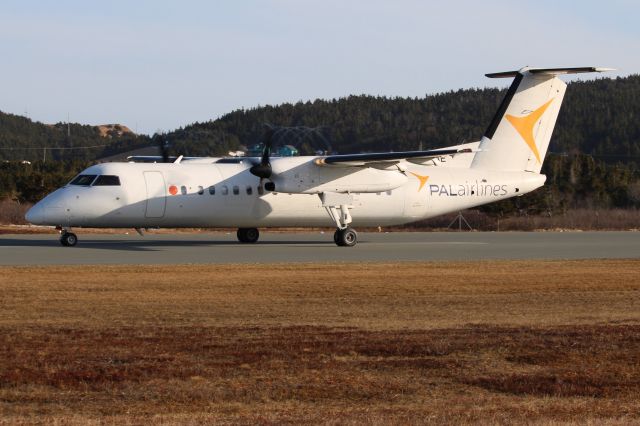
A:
409 172 429 191
505 98 554 163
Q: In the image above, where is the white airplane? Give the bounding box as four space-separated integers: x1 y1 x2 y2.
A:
26 66 612 247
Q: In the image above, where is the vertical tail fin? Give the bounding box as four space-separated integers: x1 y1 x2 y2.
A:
471 67 613 172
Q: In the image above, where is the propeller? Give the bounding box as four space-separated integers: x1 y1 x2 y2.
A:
249 125 275 180
248 125 331 192
153 133 172 163
161 136 171 163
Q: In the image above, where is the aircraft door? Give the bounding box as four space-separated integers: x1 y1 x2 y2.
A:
143 171 166 218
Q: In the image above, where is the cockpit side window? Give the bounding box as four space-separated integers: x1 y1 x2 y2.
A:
70 175 97 186
93 175 121 186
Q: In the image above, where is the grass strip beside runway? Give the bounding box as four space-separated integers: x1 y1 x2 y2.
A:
1 260 639 423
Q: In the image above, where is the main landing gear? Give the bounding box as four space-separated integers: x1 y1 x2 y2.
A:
320 192 358 247
334 227 358 247
237 227 260 243
59 229 78 247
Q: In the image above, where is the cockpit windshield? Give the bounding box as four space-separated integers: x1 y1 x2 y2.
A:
69 175 97 186
68 174 121 186
93 175 121 186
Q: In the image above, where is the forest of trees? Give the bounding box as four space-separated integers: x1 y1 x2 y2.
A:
162 75 640 164
0 112 149 162
2 75 639 162
0 74 638 221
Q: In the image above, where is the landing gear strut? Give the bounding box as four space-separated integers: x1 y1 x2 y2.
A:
59 230 78 247
237 227 260 243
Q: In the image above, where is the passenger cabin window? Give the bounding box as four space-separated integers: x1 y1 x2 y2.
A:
197 186 204 195
181 185 187 195
93 175 121 186
233 185 239 195
209 185 215 195
222 185 229 195
70 175 97 186
246 185 252 195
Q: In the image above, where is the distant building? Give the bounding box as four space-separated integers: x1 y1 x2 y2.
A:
247 143 299 157
278 145 299 157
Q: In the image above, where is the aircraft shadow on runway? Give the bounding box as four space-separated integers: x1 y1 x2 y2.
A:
0 237 338 252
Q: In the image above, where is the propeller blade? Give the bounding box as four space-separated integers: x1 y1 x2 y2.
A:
153 133 171 163
250 125 275 179
162 143 170 163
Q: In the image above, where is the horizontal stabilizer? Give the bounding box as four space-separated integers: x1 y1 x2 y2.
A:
486 67 615 78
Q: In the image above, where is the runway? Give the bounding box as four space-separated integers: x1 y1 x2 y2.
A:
1 231 639 265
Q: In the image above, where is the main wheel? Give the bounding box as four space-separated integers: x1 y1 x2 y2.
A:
334 228 357 247
333 229 341 245
60 232 78 247
237 228 259 243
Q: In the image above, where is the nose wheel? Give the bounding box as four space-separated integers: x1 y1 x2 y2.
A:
60 231 78 247
334 227 357 247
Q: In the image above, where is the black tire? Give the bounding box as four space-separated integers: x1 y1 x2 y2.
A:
335 228 357 247
237 228 259 243
60 232 78 247
244 228 259 243
333 229 342 246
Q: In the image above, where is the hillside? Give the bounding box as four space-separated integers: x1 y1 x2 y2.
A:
0 112 149 162
164 75 640 164
96 124 135 138
2 75 639 163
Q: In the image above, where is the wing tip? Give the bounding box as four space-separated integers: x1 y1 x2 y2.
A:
594 67 617 73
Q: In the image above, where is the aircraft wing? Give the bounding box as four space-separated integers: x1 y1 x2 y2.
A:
126 155 208 163
313 147 475 168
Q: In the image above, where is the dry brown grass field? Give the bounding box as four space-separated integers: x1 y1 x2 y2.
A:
1 260 639 424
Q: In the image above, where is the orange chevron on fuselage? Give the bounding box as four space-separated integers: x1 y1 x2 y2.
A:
409 172 429 191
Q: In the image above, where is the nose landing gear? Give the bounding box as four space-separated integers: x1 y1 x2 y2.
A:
59 230 78 247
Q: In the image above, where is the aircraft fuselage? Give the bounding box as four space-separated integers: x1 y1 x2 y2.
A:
26 157 545 229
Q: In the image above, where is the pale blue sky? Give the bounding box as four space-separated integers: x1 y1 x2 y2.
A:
1 0 637 134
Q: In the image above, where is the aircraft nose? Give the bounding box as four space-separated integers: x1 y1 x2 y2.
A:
25 203 44 224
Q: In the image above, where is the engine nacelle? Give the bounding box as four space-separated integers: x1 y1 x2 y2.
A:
270 159 408 194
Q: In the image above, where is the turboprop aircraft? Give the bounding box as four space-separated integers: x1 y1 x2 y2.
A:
26 66 612 247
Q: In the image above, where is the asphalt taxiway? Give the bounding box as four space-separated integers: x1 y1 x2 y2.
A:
0 231 638 265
